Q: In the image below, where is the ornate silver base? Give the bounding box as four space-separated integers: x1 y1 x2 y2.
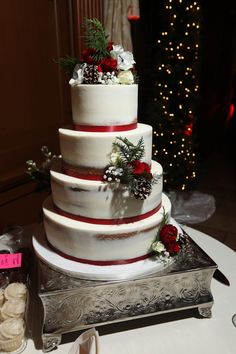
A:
36 235 217 352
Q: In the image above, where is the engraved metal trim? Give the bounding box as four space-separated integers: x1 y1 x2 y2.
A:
42 334 62 352
198 305 213 318
36 234 217 351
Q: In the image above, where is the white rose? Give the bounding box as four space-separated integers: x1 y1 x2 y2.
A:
117 70 134 85
110 152 120 164
119 51 135 70
110 45 124 59
69 63 86 86
152 241 166 253
110 45 135 70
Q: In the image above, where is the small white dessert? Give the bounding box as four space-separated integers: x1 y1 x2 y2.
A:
4 282 27 301
1 299 26 320
0 318 25 352
0 289 4 308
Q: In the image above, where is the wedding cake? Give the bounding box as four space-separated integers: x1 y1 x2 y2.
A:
41 19 182 268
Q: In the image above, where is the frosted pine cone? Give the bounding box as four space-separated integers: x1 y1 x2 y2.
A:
131 177 152 200
83 64 100 84
103 166 124 182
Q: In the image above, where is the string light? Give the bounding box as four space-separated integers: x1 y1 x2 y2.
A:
150 0 200 190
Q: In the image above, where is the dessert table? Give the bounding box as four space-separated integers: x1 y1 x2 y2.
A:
24 225 236 354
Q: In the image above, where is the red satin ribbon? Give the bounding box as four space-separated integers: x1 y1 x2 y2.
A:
74 122 137 132
63 163 152 181
47 240 154 265
63 167 102 180
54 203 161 225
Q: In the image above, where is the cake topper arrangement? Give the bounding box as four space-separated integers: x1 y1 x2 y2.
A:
57 18 136 85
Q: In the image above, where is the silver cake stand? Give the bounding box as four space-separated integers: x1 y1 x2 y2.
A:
32 224 217 352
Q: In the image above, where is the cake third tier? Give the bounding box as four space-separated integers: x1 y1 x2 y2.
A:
50 160 163 222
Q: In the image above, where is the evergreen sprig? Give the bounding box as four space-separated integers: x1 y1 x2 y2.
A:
160 207 169 229
152 207 169 244
83 18 109 61
113 137 145 164
54 56 78 77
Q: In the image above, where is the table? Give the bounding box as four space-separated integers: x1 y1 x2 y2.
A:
24 226 236 354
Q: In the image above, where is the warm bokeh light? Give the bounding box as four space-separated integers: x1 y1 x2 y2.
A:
147 0 201 190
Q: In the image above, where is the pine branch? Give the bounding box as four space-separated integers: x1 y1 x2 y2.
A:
54 56 78 76
135 137 145 160
83 18 109 61
113 137 145 163
160 207 169 227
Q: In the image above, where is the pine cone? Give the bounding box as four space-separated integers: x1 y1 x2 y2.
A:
83 64 100 84
131 177 152 200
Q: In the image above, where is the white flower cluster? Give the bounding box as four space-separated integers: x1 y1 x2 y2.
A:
103 166 124 182
151 241 170 259
98 72 119 85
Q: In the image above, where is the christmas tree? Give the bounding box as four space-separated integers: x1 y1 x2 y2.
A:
146 0 201 191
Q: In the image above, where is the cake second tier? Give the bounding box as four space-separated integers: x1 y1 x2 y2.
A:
59 123 152 179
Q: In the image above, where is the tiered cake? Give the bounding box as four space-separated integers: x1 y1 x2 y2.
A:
42 19 176 268
30 22 217 350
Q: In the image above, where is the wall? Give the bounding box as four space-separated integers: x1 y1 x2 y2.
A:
0 0 103 230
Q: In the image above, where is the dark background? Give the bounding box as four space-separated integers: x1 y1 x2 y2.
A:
131 0 236 156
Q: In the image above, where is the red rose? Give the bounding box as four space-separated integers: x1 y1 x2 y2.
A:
100 57 117 72
160 224 178 244
82 48 98 64
107 41 114 51
130 160 151 175
166 240 180 254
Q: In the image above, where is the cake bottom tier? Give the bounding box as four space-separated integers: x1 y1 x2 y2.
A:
43 193 171 265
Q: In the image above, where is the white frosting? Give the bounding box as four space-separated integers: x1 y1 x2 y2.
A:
59 123 153 170
4 283 27 301
0 318 24 339
43 193 171 262
71 84 138 126
41 82 174 269
51 160 163 219
1 300 25 320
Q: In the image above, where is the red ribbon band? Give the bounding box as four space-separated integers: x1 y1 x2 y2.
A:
63 162 152 181
54 203 161 225
63 167 102 180
73 122 137 132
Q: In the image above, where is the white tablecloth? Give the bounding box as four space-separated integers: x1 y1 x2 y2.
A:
24 226 236 354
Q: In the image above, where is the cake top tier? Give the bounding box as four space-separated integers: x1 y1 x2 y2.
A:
58 18 137 86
